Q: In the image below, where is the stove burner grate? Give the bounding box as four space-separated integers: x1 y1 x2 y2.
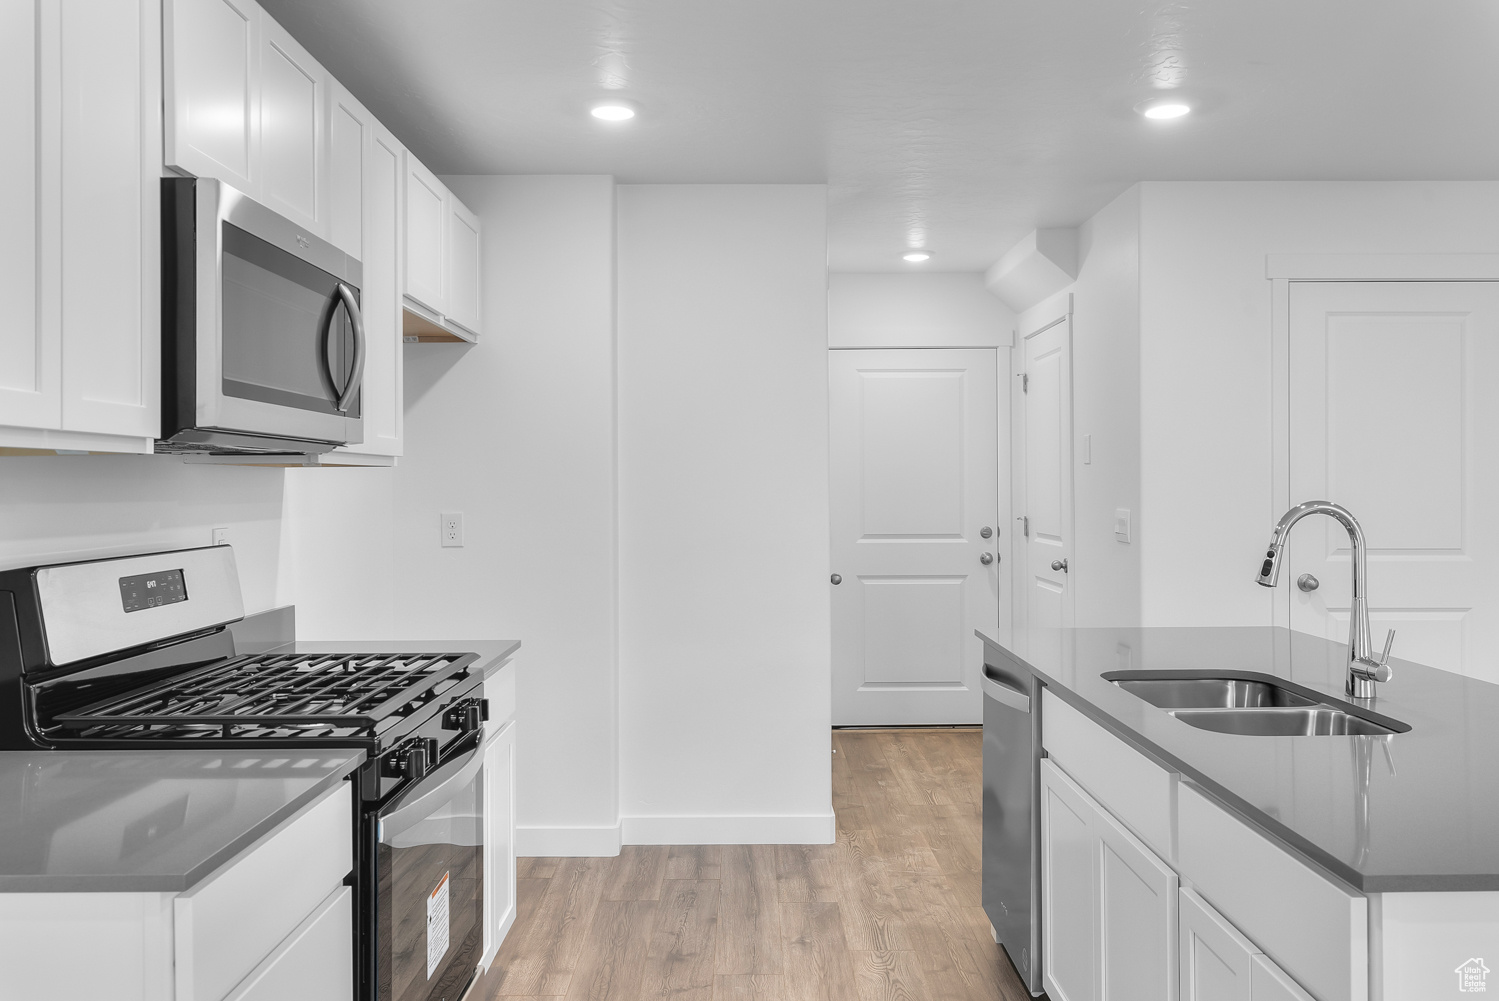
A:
54 651 479 737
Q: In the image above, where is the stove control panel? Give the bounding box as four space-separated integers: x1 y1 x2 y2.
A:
441 697 489 734
119 568 188 612
381 736 439 780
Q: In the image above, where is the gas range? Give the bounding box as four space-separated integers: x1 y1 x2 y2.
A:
0 544 496 1001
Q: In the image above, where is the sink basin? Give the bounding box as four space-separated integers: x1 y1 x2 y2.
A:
1112 677 1316 710
1102 670 1412 737
1169 707 1399 737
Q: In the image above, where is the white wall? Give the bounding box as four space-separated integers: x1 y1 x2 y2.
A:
829 273 1014 348
0 456 289 611
287 175 622 855
1137 182 1499 627
616 184 833 844
1017 188 1142 629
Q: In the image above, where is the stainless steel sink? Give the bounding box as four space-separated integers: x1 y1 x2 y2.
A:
1168 707 1399 737
1103 671 1411 737
1113 677 1316 710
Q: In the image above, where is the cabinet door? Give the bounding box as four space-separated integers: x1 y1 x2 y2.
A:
1042 759 1098 1001
1096 800 1178 1001
257 14 325 235
444 192 481 339
480 719 517 971
164 0 259 192
1249 956 1316 1001
224 886 352 1001
326 82 369 259
339 118 404 457
404 156 447 316
49 0 160 437
0 0 57 431
1180 888 1254 1001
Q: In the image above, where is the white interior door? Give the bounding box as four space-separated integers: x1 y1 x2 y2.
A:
1288 281 1499 681
1017 310 1075 636
829 348 999 726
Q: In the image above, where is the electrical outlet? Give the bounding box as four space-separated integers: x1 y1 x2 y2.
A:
441 512 464 548
211 527 230 547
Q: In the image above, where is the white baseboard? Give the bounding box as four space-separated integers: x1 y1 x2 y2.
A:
620 811 836 846
516 823 622 858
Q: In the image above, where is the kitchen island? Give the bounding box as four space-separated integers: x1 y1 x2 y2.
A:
981 625 1499 1001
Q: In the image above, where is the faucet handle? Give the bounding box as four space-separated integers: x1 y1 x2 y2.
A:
1361 630 1396 684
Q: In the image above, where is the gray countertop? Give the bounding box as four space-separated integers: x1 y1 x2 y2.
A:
0 622 521 893
980 625 1499 893
0 749 363 892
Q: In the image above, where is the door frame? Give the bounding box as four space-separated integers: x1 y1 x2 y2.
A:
1009 294 1076 641
1267 253 1499 629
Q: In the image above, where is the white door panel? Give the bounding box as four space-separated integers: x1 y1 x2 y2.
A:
830 348 999 725
1288 282 1499 681
1020 311 1074 633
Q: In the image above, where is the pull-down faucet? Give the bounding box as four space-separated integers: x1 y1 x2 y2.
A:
1256 500 1395 700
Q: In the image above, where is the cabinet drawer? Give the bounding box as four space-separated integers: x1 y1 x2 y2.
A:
225 885 352 1001
1178 783 1365 1001
1042 688 1175 860
175 782 353 1001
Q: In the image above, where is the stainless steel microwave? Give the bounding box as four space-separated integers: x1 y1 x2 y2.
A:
159 177 365 454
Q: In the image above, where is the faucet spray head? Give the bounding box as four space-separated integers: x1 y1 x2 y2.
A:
1257 539 1284 587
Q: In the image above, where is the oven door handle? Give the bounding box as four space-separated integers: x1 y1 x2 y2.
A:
327 282 365 414
981 669 1031 714
379 742 484 837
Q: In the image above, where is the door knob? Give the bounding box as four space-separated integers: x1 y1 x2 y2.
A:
979 552 994 565
830 573 842 585
1297 573 1319 592
1051 558 1069 573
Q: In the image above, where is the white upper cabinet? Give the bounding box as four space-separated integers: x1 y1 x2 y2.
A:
0 0 158 452
445 194 482 338
164 0 257 193
166 0 330 238
0 0 53 434
334 103 404 459
327 82 368 259
402 155 482 342
403 156 448 315
256 16 325 234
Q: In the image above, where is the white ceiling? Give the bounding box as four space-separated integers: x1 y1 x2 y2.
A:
263 0 1499 272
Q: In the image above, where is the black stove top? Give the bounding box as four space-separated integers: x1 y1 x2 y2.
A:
54 650 480 741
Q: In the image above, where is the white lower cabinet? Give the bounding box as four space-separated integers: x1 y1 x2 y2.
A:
481 718 518 970
1180 888 1315 1001
0 781 355 1001
1042 757 1178 1001
224 886 352 1001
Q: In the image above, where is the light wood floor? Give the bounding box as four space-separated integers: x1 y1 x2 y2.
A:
473 727 1034 1001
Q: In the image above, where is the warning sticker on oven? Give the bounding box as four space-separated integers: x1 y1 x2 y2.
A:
427 871 450 979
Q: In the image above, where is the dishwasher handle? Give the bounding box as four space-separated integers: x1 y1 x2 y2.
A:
981 667 1031 714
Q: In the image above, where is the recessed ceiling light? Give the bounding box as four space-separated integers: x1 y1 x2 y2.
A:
1139 101 1191 120
590 100 637 122
903 250 932 263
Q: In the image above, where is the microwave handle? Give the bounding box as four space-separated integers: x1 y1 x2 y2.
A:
332 282 366 414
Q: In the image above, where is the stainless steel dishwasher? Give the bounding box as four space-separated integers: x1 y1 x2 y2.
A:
981 646 1044 996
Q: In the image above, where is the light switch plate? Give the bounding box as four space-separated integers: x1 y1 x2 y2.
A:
211 527 230 547
1114 508 1131 543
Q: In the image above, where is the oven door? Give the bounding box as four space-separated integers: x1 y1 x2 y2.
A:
376 744 485 1001
166 177 365 448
